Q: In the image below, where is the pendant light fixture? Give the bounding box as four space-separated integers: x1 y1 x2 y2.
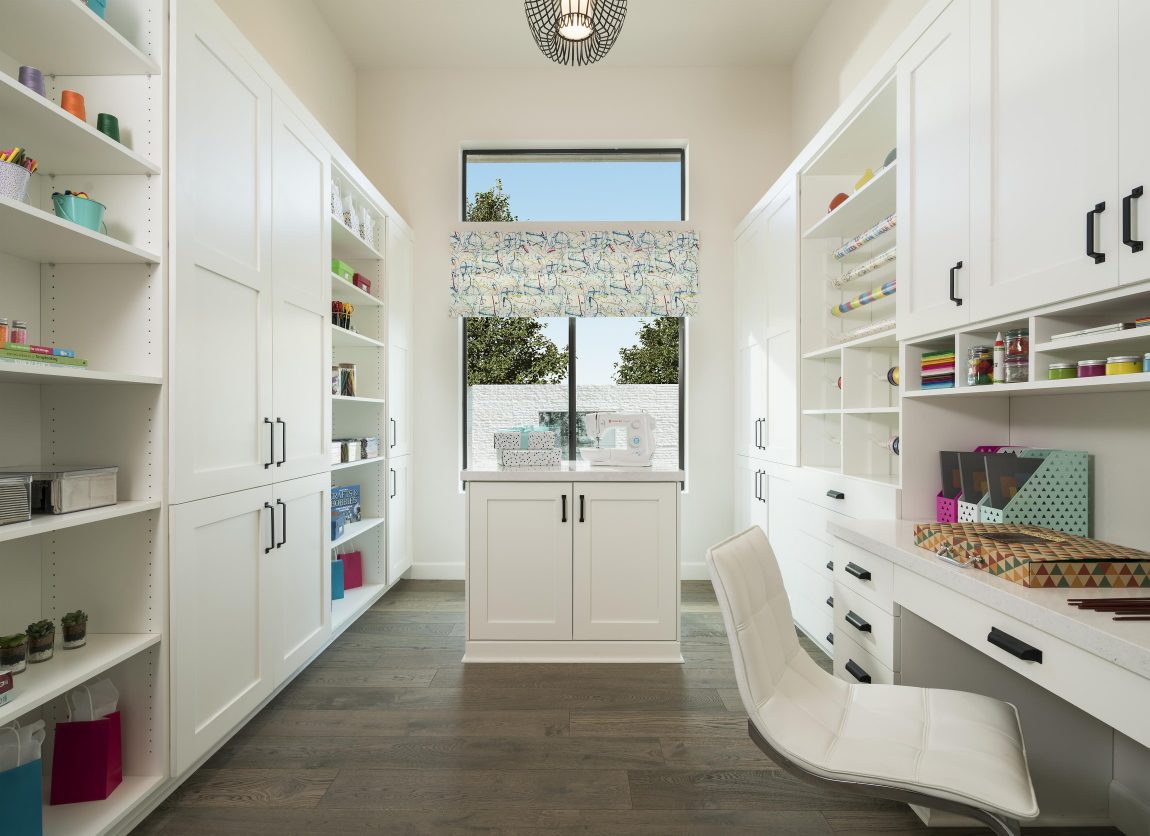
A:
525 0 627 67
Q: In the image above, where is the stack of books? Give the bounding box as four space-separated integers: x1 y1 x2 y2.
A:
921 350 955 390
0 344 86 367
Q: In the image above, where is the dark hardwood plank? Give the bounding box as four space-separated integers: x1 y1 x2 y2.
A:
569 709 749 739
659 737 780 769
248 707 569 738
172 768 337 808
429 663 736 690
292 666 436 688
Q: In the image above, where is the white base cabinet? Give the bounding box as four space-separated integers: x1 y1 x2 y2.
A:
466 480 681 661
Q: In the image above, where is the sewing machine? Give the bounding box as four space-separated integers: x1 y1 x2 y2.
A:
579 412 657 467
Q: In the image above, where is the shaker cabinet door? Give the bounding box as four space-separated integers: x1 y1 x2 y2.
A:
1119 0 1150 285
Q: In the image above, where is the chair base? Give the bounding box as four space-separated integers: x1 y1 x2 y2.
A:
748 721 1023 836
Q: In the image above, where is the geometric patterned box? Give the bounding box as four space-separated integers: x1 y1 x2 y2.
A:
913 522 1150 588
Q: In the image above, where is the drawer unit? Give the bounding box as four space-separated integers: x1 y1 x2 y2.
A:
779 558 832 615
834 629 897 686
794 497 842 545
793 528 834 581
896 569 1150 749
833 537 896 615
795 468 899 519
792 589 834 657
834 582 900 671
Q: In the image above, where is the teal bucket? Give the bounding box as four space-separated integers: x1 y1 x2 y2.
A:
53 194 106 232
87 0 107 18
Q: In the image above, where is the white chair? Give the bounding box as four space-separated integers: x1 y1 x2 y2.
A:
706 527 1038 836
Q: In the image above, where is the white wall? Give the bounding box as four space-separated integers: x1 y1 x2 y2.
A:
215 0 358 154
790 0 927 152
356 64 793 579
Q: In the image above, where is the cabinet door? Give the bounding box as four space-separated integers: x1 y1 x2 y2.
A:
468 482 572 641
1119 0 1150 285
970 0 1119 320
388 344 412 457
387 222 414 457
733 456 755 533
271 98 332 482
572 483 678 641
170 485 275 774
761 184 799 466
387 454 413 582
734 216 768 458
171 10 274 503
271 473 330 682
897 1 973 339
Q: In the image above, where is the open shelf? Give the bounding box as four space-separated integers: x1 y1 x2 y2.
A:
331 273 383 307
331 215 383 261
1034 327 1150 356
332 324 384 349
0 73 160 175
0 196 160 264
0 500 160 546
331 457 385 472
843 407 899 414
803 326 898 360
0 633 160 726
802 408 841 416
0 0 160 76
803 163 896 240
333 394 385 405
0 361 162 386
332 516 385 550
44 774 165 836
905 372 1150 399
331 583 387 634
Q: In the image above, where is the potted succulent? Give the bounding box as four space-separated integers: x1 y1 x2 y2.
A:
61 610 88 649
26 619 54 663
0 633 27 675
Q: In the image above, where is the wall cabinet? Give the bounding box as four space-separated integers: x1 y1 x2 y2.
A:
1119 0 1150 286
387 222 414 457
734 455 769 535
170 473 329 774
387 454 413 582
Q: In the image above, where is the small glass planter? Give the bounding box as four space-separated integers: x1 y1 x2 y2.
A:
62 621 87 649
0 636 28 675
27 623 54 663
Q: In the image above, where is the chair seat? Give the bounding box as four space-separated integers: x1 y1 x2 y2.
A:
756 654 1039 821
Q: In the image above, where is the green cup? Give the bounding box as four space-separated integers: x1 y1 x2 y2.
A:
96 113 120 142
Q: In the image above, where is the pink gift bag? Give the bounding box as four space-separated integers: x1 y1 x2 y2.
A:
49 710 122 804
338 550 363 590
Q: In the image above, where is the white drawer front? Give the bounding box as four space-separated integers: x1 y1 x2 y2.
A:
796 469 898 519
833 538 896 615
793 529 834 580
779 559 832 613
794 498 843 545
896 569 1150 749
834 630 897 686
834 583 900 671
792 590 834 656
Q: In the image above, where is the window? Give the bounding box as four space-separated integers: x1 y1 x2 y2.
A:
462 149 686 471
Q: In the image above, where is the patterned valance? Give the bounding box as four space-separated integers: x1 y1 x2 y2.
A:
450 229 699 317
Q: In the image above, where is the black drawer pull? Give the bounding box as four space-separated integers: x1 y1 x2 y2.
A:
825 632 834 646
845 562 872 581
845 659 872 683
825 596 834 608
987 627 1042 663
845 610 872 633
826 489 845 500
826 560 834 572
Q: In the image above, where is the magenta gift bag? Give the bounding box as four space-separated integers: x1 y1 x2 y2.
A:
49 711 122 805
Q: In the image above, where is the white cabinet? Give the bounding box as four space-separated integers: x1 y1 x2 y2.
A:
171 473 329 773
969 0 1119 320
387 222 414 457
572 483 678 641
733 456 769 536
897 0 973 339
467 482 573 641
1119 0 1150 286
387 454 413 582
271 99 332 482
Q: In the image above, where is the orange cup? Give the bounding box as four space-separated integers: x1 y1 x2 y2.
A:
60 90 86 120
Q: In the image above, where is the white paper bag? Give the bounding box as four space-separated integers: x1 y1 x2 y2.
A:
65 678 119 722
0 720 46 771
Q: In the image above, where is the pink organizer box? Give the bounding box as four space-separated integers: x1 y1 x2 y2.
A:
935 445 1026 523
50 711 122 804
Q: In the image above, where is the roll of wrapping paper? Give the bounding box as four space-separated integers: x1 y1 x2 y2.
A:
833 214 897 260
832 246 896 288
831 280 896 317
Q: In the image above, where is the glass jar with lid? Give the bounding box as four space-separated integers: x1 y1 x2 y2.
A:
967 345 993 386
1047 363 1077 380
10 320 28 345
1005 356 1029 383
1004 328 1029 359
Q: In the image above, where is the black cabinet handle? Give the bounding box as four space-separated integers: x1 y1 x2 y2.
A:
757 470 766 504
825 596 834 608
579 494 586 523
390 417 397 448
825 632 834 646
826 560 834 572
561 494 567 523
754 418 763 450
845 610 872 633
263 418 274 469
845 659 872 684
263 501 275 554
1123 186 1144 253
391 467 397 499
752 469 760 501
948 260 963 306
845 562 872 581
987 627 1042 663
1087 201 1106 264
276 498 287 548
826 489 845 500
275 418 286 467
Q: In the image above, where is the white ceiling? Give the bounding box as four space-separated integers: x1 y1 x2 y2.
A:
313 0 832 69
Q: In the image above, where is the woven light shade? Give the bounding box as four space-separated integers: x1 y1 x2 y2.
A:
524 0 627 67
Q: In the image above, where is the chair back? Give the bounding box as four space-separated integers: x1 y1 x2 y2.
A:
706 526 803 722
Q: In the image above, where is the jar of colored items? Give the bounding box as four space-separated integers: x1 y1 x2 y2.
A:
1005 328 1029 359
0 317 8 345
10 320 28 345
1144 353 1150 373
1106 355 1141 375
1047 363 1077 380
1077 359 1106 378
967 346 993 386
1005 356 1028 384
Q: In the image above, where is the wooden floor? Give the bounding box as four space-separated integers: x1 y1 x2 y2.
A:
135 581 1118 835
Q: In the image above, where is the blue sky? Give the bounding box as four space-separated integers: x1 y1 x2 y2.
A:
466 159 680 383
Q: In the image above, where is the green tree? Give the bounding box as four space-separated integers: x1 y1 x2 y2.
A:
614 318 680 384
467 318 568 384
465 178 517 223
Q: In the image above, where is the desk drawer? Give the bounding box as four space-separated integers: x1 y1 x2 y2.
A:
896 569 1150 749
794 498 842 545
834 583 900 671
834 630 897 686
833 538 896 615
796 469 898 519
780 559 832 614
793 529 834 580
792 590 834 657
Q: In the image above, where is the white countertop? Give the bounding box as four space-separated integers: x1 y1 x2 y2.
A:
827 518 1150 680
462 462 685 482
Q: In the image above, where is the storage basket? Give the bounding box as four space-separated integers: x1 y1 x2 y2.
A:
0 161 31 202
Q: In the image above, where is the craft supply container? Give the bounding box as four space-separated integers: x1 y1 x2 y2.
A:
1144 353 1150 373
1077 359 1106 378
1005 356 1028 383
0 475 33 525
967 346 992 386
1106 355 1140 375
0 160 32 202
0 466 117 514
1048 363 1077 380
